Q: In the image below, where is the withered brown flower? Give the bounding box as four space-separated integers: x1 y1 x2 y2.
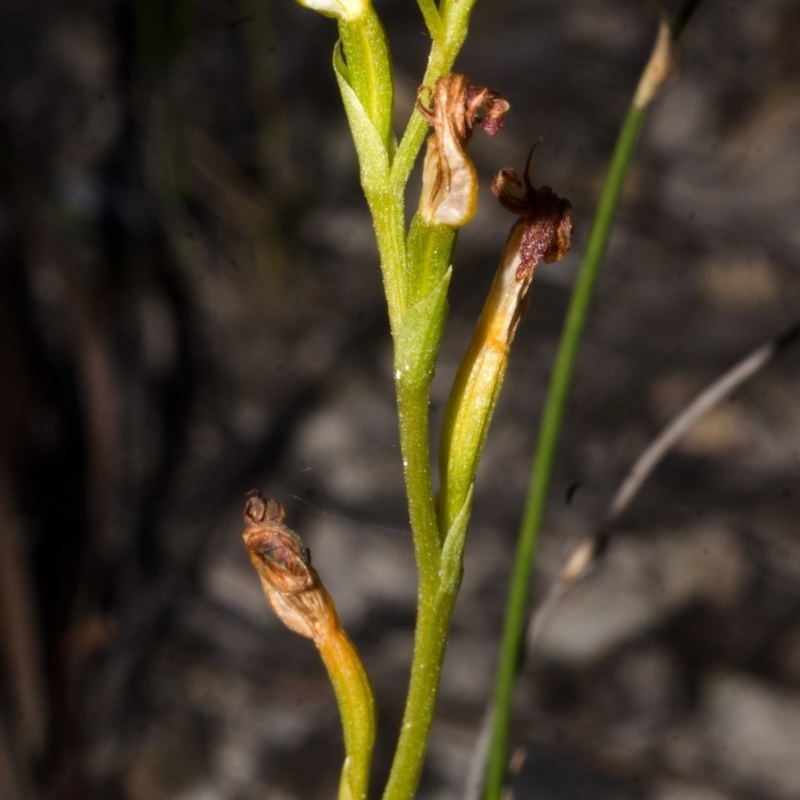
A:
242 490 339 641
416 73 510 226
241 491 376 800
491 145 573 280
438 146 573 529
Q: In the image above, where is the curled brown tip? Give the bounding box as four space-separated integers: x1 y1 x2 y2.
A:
244 489 285 527
492 145 573 279
241 493 339 640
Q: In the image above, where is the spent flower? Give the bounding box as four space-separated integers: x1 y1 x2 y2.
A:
242 491 375 800
439 147 572 531
416 73 509 226
242 491 340 640
491 145 573 279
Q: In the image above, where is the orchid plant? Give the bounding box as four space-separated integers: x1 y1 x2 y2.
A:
242 1 700 799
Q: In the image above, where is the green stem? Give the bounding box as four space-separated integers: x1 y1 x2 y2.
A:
376 5 484 796
376 370 448 800
317 629 376 800
416 0 443 40
397 383 442 595
483 4 704 797
368 185 411 339
381 580 459 800
379 222 455 799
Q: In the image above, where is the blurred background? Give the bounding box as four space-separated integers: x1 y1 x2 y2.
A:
1 1 799 798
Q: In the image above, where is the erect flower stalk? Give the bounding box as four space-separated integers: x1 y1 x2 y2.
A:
242 491 375 800
438 149 573 534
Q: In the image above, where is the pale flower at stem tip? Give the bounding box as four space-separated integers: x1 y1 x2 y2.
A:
294 0 368 23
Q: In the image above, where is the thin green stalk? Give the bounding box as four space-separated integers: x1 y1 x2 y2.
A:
483 4 703 796
416 0 443 40
377 6 489 799
369 185 412 338
396 383 442 595
381 223 456 800
318 629 376 800
334 11 481 795
381 581 460 800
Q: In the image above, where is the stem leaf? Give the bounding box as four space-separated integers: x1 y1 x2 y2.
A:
395 266 452 391
334 41 391 194
438 484 474 595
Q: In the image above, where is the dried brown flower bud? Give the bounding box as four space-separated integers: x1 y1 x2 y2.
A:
242 491 339 641
416 73 510 226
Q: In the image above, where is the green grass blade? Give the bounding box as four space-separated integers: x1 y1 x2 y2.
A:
482 4 704 796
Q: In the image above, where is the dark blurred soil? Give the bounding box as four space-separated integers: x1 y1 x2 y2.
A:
2 1 799 799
